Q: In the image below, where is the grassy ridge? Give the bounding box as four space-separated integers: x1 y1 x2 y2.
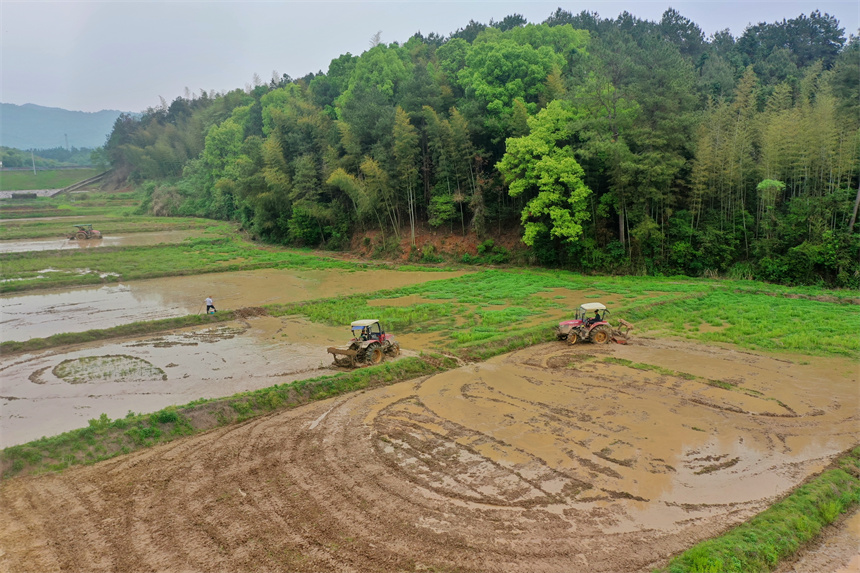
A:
0 169 100 191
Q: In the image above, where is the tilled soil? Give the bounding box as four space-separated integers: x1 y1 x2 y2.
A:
1 339 857 572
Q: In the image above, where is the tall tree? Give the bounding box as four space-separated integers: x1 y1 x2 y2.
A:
497 100 592 246
393 106 420 245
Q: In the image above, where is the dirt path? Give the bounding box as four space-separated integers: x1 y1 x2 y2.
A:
1 339 856 572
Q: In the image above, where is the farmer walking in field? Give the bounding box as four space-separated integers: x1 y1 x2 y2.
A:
205 295 216 314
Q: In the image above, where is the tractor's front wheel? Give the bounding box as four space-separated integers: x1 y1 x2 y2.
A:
566 332 579 345
590 326 611 344
365 343 384 365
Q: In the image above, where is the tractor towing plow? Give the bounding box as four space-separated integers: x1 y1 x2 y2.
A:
328 319 400 368
555 303 634 345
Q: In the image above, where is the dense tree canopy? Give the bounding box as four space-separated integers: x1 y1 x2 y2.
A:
104 9 859 287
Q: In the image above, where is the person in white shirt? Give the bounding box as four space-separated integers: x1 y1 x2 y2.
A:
205 296 216 314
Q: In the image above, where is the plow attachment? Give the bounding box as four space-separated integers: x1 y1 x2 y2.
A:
611 319 634 344
328 347 359 368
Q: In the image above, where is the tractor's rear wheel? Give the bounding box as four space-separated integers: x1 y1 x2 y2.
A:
566 332 579 345
75 232 87 240
590 326 611 344
365 343 383 365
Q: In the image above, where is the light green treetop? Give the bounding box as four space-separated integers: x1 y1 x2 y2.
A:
497 100 592 245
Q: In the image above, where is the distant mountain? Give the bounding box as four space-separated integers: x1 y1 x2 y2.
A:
0 103 127 150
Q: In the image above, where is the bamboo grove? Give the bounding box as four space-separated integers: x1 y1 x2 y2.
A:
103 9 860 287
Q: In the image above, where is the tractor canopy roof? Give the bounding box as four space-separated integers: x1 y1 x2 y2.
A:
351 319 380 330
579 302 607 311
73 224 94 229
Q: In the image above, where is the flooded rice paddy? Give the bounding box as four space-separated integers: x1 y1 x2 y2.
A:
1 267 466 342
0 230 207 253
0 266 464 445
0 316 355 446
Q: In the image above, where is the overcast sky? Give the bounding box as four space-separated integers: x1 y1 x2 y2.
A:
2 1 858 114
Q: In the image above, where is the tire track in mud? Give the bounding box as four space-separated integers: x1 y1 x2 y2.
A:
1 340 856 572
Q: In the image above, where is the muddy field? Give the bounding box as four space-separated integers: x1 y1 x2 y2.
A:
0 316 353 446
1 338 856 572
1 267 466 445
1 268 466 342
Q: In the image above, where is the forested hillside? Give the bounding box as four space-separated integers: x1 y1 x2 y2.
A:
103 9 860 287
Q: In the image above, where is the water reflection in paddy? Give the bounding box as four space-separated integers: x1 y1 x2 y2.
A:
0 268 467 342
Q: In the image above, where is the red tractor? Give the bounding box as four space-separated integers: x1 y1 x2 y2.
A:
556 303 622 344
69 224 102 240
328 319 401 368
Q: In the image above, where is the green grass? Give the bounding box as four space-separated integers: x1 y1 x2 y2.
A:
0 168 100 191
267 269 576 352
657 447 860 573
270 269 859 359
4 267 856 361
622 290 860 358
0 189 143 223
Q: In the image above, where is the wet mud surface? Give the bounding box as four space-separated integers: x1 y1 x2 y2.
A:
0 316 366 446
1 338 856 572
0 230 207 253
1 268 465 342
